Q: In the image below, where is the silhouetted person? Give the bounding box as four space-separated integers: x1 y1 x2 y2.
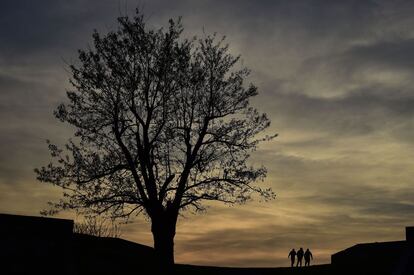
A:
304 248 313 266
288 248 296 267
296 247 304 267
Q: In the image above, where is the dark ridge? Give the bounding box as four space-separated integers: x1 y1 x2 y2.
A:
0 213 155 275
174 264 332 275
1 213 414 274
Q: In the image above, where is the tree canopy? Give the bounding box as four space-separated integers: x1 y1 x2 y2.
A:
35 11 275 266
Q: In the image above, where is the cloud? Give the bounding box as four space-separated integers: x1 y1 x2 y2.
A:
264 87 414 140
0 0 121 65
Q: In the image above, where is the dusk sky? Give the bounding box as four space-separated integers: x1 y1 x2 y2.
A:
1 0 414 267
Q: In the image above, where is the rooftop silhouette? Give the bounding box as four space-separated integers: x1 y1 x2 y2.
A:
0 213 155 275
332 227 414 275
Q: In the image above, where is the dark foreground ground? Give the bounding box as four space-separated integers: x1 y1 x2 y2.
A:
3 214 411 275
174 264 332 275
174 263 396 275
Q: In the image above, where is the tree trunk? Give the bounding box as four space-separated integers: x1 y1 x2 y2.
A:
151 214 177 272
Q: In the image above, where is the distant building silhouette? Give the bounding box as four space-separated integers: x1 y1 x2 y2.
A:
331 227 414 275
0 213 155 275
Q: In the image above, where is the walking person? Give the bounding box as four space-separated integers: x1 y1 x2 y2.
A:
296 247 304 267
288 248 296 267
304 248 313 266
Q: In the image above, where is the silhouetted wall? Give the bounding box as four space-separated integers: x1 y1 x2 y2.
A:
406 227 414 242
0 213 75 274
0 213 156 275
73 233 155 275
331 227 414 275
332 241 406 274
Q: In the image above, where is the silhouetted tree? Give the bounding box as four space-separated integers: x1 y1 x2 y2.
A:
35 10 275 268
